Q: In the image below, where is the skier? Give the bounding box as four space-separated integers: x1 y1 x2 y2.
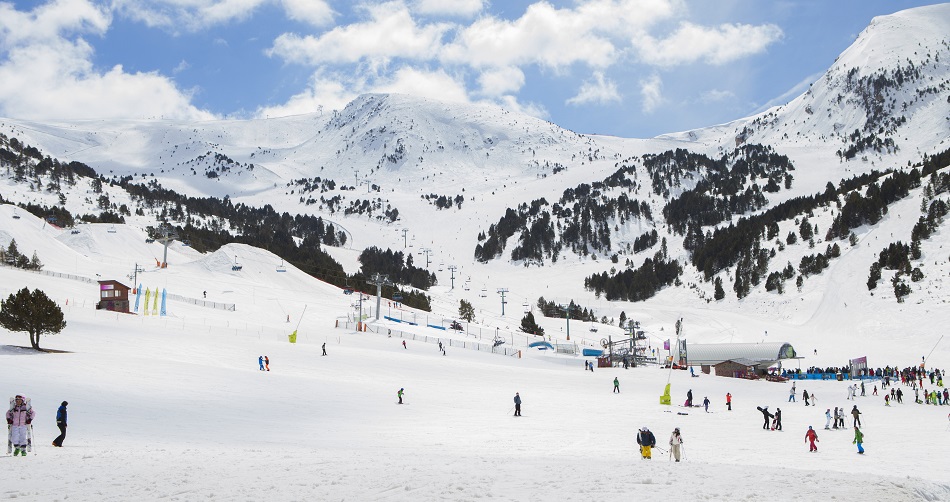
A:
832 407 839 429
322 343 327 356
803 389 810 406
690 366 695 377
851 405 862 427
258 355 264 371
872 385 878 396
397 388 405 404
703 396 710 413
669 427 683 462
805 426 819 452
726 392 732 411
513 392 521 416
847 384 854 400
52 401 68 447
824 408 832 430
264 355 270 371
789 384 796 402
758 406 773 430
686 389 693 407
613 377 620 393
636 427 656 459
853 426 865 454
772 408 783 431
402 340 407 349
860 381 866 397
6 395 34 456
896 387 903 403
884 395 890 406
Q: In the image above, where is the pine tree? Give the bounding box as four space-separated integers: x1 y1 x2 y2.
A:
0 287 66 350
458 299 475 323
714 277 725 300
520 311 544 336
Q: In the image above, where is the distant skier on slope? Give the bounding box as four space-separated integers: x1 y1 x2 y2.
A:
258 355 264 371
853 426 865 454
513 392 521 416
397 388 405 405
772 408 783 431
851 405 862 427
803 389 810 406
636 427 656 459
52 401 68 447
685 389 693 407
613 377 620 393
669 428 684 462
805 426 819 452
825 409 832 430
703 396 710 413
726 392 732 411
789 384 796 402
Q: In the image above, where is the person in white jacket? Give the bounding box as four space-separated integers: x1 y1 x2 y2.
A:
669 428 684 462
824 409 832 429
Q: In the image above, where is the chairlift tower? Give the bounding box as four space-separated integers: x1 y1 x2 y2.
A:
128 263 145 293
369 273 393 321
157 224 178 268
401 229 409 248
448 265 457 290
420 248 433 269
497 288 508 316
559 303 574 340
627 320 643 367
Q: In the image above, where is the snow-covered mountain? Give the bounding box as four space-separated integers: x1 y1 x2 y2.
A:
1 4 950 351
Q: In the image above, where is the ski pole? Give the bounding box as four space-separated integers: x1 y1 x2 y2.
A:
681 444 686 461
507 406 514 415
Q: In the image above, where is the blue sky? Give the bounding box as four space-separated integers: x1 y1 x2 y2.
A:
0 0 941 137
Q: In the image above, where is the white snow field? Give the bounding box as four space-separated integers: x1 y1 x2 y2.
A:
1 209 949 502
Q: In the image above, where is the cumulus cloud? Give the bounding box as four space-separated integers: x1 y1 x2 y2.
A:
413 0 484 17
0 1 213 121
566 71 620 106
268 2 450 65
281 0 334 27
477 66 525 97
375 67 470 103
110 0 273 33
255 74 354 118
633 21 784 67
639 73 663 113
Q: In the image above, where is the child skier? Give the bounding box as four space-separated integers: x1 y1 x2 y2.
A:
824 408 832 429
6 395 35 456
805 426 819 452
853 426 865 454
397 388 405 404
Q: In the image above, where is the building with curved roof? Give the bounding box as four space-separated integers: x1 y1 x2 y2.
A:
684 342 797 367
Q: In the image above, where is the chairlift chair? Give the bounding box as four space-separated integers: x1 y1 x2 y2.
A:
393 292 404 301
108 225 117 233
231 255 243 271
276 259 287 272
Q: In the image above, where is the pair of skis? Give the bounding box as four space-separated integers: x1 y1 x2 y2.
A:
6 424 35 456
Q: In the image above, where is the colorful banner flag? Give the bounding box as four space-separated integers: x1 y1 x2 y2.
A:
663 339 670 350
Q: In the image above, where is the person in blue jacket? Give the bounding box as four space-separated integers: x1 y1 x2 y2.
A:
52 401 68 447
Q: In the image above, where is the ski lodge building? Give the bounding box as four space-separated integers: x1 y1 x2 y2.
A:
96 280 131 313
683 342 798 377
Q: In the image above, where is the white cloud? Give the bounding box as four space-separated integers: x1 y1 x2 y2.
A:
634 21 784 67
477 67 525 97
373 67 469 104
494 95 549 120
268 2 450 65
255 75 354 118
0 1 212 121
112 0 290 33
566 71 620 106
0 0 110 47
281 0 334 27
639 73 663 113
699 89 735 103
441 1 617 69
413 0 484 17
172 60 191 74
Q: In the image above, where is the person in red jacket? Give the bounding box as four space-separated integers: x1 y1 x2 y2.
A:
804 426 819 452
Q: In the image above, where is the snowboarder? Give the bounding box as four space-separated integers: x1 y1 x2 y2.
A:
686 389 693 407
513 392 521 416
322 343 327 356
613 377 620 393
264 355 270 371
853 426 865 454
636 427 656 459
726 392 732 411
803 389 810 406
397 388 405 404
789 384 796 402
758 406 773 430
52 401 67 447
689 366 695 377
6 395 35 456
669 427 683 462
703 396 710 413
824 408 832 430
851 405 862 427
258 355 264 371
805 426 819 452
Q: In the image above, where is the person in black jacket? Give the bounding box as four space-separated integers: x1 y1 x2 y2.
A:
758 406 773 430
636 427 656 459
52 401 68 447
772 408 783 431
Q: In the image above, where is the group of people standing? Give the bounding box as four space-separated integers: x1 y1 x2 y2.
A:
635 426 685 462
5 395 68 456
